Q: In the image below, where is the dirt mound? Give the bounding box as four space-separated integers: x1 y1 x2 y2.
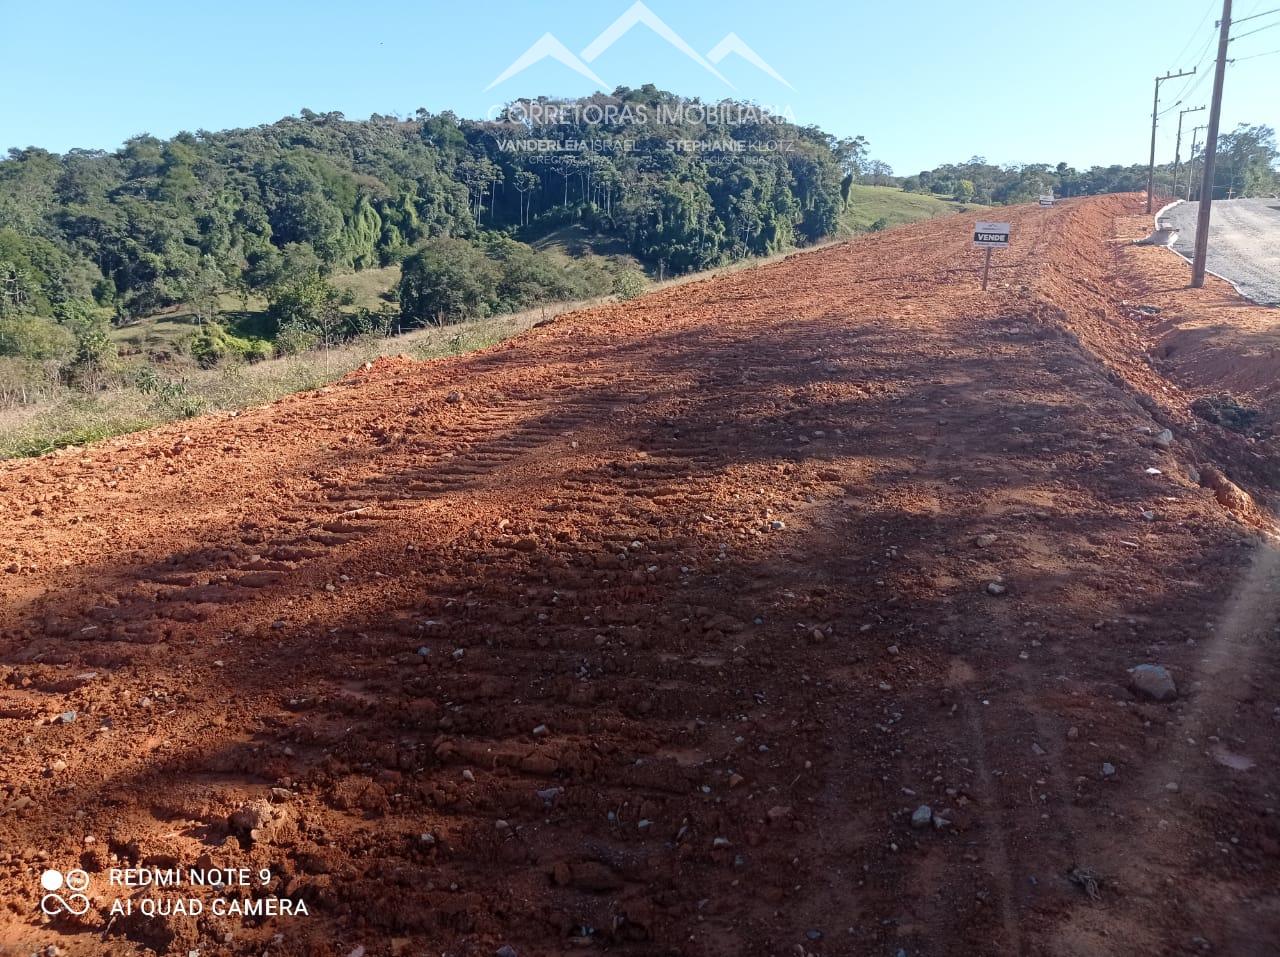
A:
0 196 1277 956
1112 209 1280 435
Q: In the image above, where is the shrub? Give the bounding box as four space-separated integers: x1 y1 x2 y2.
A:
614 269 647 300
186 323 271 368
62 314 118 389
275 322 321 357
0 315 74 360
135 365 204 418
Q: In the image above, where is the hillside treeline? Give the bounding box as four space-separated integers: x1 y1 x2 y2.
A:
0 87 852 331
898 124 1279 204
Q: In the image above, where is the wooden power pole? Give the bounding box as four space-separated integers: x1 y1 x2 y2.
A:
1186 125 1207 199
1147 68 1196 213
1172 105 1205 201
1191 0 1232 288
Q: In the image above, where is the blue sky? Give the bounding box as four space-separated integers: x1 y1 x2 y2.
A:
1 0 1277 173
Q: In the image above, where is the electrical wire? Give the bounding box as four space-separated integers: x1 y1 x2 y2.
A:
1231 19 1280 40
1232 6 1280 26
1167 29 1218 102
1231 45 1280 60
1170 0 1218 64
1171 67 1212 105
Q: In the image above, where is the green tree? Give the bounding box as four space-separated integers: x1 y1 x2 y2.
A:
267 273 347 344
399 238 497 325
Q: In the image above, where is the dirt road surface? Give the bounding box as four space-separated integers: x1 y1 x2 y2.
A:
1 195 1278 957
1168 198 1280 305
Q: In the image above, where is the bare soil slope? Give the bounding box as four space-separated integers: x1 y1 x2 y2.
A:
1 195 1278 957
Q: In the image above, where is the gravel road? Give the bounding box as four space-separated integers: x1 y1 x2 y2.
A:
1167 197 1280 304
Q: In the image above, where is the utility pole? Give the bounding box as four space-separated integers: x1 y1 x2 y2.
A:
1172 105 1205 201
1192 0 1232 288
1186 125 1207 199
1147 67 1196 213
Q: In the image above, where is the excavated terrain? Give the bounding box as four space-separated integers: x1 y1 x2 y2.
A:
0 194 1277 957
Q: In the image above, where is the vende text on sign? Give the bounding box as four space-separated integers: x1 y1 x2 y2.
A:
973 222 1011 248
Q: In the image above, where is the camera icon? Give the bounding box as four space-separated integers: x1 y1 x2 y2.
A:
39 869 91 916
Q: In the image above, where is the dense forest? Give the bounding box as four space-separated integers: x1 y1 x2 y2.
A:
2 85 1275 380
0 88 852 333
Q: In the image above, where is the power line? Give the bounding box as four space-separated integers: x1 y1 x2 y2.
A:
1231 6 1280 25
1177 68 1214 102
1231 45 1280 59
1170 0 1219 63
1231 19 1280 38
1168 30 1219 100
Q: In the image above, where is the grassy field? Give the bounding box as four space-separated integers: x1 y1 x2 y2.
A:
839 184 985 235
0 300 592 459
329 264 401 309
111 268 403 357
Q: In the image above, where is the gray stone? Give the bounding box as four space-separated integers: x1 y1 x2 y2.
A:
1130 664 1178 702
986 582 1007 596
1102 762 1116 778
1154 429 1174 449
911 805 933 829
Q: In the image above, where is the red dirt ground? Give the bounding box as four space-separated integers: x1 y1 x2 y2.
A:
1 194 1278 957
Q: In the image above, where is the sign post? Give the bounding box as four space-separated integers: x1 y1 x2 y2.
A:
972 222 1011 291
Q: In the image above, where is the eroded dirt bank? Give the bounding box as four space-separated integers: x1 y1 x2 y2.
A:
0 194 1277 957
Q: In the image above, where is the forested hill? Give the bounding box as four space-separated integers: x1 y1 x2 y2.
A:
0 88 856 322
5 84 1271 333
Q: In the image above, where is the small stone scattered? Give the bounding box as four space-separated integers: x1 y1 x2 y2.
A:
911 805 933 829
1130 663 1178 702
986 582 1007 597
